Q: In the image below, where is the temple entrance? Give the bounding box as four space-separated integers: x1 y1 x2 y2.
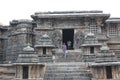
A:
90 47 94 54
43 47 46 55
62 29 74 50
106 66 112 79
23 66 29 79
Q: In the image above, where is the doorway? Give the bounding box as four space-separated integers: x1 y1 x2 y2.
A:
106 66 112 79
23 66 29 79
62 29 74 50
43 47 46 55
90 47 94 54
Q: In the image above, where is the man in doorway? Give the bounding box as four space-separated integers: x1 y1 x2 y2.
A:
67 40 71 49
62 43 67 58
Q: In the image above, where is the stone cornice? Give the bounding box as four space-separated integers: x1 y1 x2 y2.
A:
31 11 110 20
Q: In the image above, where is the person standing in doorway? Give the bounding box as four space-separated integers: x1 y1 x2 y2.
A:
67 40 71 49
62 43 67 58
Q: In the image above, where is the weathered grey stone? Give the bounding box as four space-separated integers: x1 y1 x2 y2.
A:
0 11 120 80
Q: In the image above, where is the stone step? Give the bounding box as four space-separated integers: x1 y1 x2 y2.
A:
46 66 86 69
46 62 86 65
46 64 86 67
54 52 81 62
46 67 86 70
44 62 91 80
45 70 87 73
56 59 80 62
44 73 90 77
44 76 90 80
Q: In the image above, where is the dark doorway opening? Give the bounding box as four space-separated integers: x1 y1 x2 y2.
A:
106 66 112 79
23 66 29 79
90 47 94 54
62 29 74 50
43 47 46 55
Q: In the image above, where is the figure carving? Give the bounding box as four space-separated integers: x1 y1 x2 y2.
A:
52 30 62 48
74 31 84 49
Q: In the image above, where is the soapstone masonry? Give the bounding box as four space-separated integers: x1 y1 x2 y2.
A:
0 10 120 80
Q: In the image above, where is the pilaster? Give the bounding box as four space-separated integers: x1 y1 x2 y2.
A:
29 65 31 79
96 18 102 33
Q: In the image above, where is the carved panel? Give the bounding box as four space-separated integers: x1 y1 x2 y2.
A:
74 30 84 49
37 19 52 28
17 23 32 28
52 30 62 48
35 30 52 45
54 19 82 29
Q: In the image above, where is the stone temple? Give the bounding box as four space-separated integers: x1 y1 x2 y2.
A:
0 10 120 80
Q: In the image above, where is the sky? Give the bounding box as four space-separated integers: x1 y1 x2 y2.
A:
0 0 120 25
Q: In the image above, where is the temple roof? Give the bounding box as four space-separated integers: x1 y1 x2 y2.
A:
95 34 109 40
86 32 94 37
15 44 39 64
95 43 118 63
81 32 101 47
91 62 120 66
0 25 8 30
107 37 120 44
23 43 34 52
100 43 109 51
31 10 110 19
10 19 35 25
106 18 120 23
35 34 55 48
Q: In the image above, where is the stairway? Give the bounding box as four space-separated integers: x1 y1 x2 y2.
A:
55 50 82 62
44 62 92 80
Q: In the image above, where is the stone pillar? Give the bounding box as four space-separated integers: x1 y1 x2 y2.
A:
29 65 31 79
96 19 102 33
106 23 109 37
84 17 90 34
37 65 40 78
20 66 22 79
117 23 120 36
15 66 17 78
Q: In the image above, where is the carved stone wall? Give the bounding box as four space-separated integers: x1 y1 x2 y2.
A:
52 30 62 48
91 66 106 79
37 48 53 55
53 18 83 29
36 19 53 29
0 66 15 78
15 65 45 79
74 30 84 49
0 27 8 63
6 20 34 63
91 65 120 79
34 29 53 45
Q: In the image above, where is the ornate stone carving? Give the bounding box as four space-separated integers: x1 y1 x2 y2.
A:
37 19 52 28
74 31 84 49
52 30 62 48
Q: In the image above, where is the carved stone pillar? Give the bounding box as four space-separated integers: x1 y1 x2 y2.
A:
29 66 31 79
117 23 120 36
106 23 109 37
96 18 102 33
84 18 90 34
37 65 40 78
20 66 22 79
